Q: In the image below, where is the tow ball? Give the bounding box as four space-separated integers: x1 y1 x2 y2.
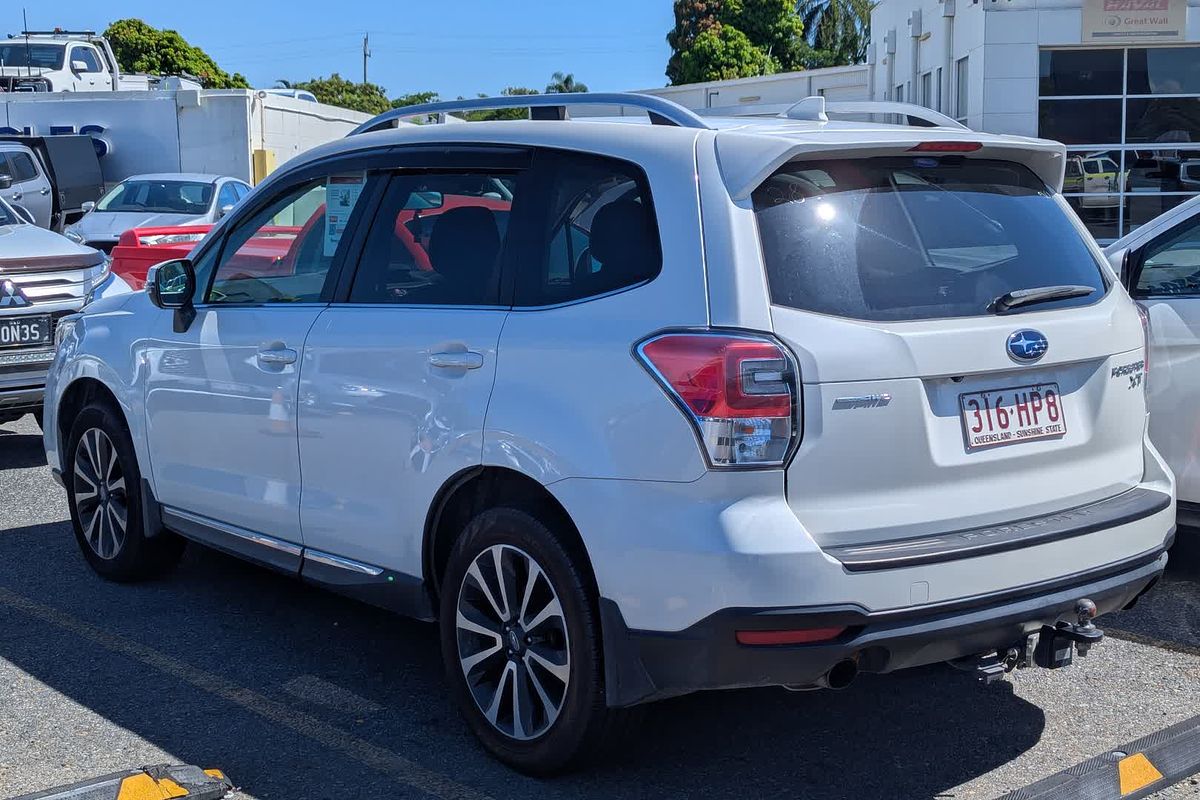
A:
1033 598 1103 669
964 599 1104 685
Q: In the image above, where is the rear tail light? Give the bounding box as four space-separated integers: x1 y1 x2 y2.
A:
636 331 800 468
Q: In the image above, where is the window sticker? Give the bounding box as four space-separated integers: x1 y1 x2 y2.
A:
324 174 366 256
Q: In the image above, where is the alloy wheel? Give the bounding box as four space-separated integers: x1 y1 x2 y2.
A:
455 544 571 741
73 428 128 560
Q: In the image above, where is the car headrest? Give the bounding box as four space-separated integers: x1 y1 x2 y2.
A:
588 200 654 271
428 206 501 290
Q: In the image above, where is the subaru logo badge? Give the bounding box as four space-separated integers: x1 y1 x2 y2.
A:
1007 329 1048 363
0 279 30 309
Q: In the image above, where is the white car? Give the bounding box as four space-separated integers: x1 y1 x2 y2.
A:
1106 194 1200 525
43 93 1174 774
64 173 251 254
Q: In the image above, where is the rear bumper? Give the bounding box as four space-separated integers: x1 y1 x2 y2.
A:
601 540 1170 707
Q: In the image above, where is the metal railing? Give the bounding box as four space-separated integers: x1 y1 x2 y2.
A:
348 92 713 135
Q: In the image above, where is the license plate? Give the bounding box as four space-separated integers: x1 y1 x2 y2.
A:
959 383 1067 451
0 315 51 349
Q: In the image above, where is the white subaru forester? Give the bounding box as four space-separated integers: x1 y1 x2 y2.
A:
43 93 1175 774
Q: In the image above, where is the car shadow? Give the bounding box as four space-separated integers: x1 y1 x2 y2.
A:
1107 531 1200 651
0 520 1048 800
0 428 48 471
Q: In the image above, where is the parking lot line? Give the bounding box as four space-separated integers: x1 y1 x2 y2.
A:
0 587 491 800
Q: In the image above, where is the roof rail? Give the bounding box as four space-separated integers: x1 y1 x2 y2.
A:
783 96 968 130
349 92 713 136
16 29 97 37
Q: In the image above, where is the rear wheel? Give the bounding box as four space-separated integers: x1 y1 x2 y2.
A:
439 507 629 774
66 403 185 581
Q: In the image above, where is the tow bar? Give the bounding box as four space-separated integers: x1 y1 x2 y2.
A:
966 599 1103 685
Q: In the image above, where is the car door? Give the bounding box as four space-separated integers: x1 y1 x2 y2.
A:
297 147 532 584
144 159 379 567
1126 209 1200 507
68 45 102 90
3 149 52 228
214 181 240 222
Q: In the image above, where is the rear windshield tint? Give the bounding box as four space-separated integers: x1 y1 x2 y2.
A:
752 157 1108 322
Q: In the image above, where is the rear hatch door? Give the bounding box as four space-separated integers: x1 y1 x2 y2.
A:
751 154 1148 549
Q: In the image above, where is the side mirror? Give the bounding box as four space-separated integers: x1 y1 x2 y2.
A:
219 204 235 218
11 204 35 225
71 59 89 73
146 259 197 333
0 174 11 190
81 200 95 214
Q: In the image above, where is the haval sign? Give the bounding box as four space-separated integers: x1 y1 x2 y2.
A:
1082 0 1185 42
0 123 112 158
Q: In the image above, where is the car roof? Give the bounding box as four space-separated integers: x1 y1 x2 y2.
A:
272 114 1069 200
120 173 235 184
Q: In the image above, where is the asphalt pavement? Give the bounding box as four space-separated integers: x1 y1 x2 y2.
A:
1 413 1198 800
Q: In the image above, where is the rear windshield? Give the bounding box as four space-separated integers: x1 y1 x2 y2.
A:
752 157 1108 322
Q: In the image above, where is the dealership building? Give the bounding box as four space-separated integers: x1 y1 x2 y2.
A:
645 0 1200 242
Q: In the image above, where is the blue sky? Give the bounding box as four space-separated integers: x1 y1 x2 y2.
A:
4 2 677 98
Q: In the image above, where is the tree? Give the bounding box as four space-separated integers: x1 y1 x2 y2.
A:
391 91 440 109
675 25 776 84
795 0 872 69
546 72 588 93
463 86 540 121
665 0 840 85
103 19 249 89
287 74 391 115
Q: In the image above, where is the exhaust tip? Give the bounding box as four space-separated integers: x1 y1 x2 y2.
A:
825 658 859 690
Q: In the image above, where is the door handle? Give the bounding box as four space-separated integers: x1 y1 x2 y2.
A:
429 351 484 370
257 347 298 366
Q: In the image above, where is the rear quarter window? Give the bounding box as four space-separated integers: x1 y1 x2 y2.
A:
752 157 1108 322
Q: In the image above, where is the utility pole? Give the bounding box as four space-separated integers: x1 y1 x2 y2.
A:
362 32 370 85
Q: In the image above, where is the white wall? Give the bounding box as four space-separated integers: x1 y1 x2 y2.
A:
638 65 870 110
0 89 368 186
870 0 1200 138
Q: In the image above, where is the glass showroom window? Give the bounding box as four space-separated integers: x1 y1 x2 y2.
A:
1040 46 1200 243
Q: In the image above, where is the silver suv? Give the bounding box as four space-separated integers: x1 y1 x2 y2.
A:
43 94 1175 773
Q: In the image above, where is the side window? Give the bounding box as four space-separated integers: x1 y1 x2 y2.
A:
217 183 239 209
8 152 38 183
1134 215 1200 296
516 152 661 307
207 172 368 304
233 183 251 201
73 47 101 72
350 172 519 305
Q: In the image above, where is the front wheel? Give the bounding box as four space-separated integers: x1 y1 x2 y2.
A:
66 402 185 582
439 507 631 774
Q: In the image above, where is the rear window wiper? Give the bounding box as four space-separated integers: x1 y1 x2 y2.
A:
989 285 1095 313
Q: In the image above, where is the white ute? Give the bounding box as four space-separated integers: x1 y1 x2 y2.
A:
0 30 201 92
43 93 1175 774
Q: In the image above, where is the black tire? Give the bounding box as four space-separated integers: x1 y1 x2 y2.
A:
65 402 185 582
439 506 632 775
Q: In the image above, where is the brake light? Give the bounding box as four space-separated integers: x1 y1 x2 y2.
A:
736 627 846 646
636 332 799 468
909 141 983 152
